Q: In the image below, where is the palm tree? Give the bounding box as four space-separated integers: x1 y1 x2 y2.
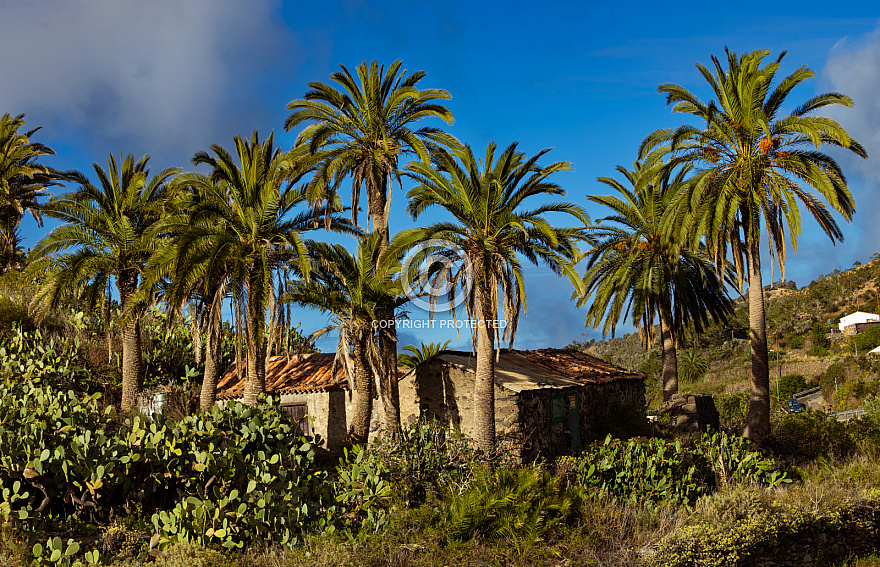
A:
0 113 66 272
29 154 179 409
397 340 451 370
640 48 866 439
578 161 734 402
138 177 230 412
389 142 588 451
182 132 330 407
285 60 457 430
286 233 406 443
284 59 456 245
146 168 352 411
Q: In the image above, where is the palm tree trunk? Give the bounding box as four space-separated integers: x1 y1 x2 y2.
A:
200 295 223 412
350 331 373 444
379 324 400 433
118 271 143 411
743 240 771 441
105 281 113 365
660 309 678 401
243 272 266 406
372 174 399 433
191 306 203 366
473 285 497 452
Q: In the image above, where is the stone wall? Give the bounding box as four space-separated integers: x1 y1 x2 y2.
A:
742 503 880 567
272 389 385 452
399 363 517 443
399 360 646 462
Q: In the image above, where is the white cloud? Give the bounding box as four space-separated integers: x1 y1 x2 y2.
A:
0 0 292 166
824 26 880 185
818 24 880 265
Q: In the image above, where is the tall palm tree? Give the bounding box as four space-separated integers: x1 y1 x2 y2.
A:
0 113 66 273
29 154 179 409
146 168 352 411
181 132 334 407
389 142 588 451
137 177 229 412
285 60 457 430
578 160 734 402
640 48 866 439
284 59 456 245
286 233 406 443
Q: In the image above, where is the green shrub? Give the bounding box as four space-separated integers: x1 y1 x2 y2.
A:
693 432 790 488
713 392 749 431
852 324 880 353
651 490 880 567
560 435 711 510
769 411 856 462
809 322 830 356
369 417 490 506
333 444 393 532
0 370 334 554
560 433 787 512
151 542 236 567
776 373 807 400
439 465 575 556
679 350 709 384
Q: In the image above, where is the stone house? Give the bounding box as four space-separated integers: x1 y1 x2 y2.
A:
398 348 645 462
216 353 386 452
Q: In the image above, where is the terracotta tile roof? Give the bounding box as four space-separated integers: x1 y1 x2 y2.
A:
418 348 643 393
216 353 349 400
518 348 644 384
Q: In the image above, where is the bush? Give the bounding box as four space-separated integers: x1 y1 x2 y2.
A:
679 350 709 384
0 370 334 557
368 417 494 506
651 489 880 567
769 411 856 462
852 324 880 353
713 392 749 431
439 465 575 556
560 433 787 512
776 373 807 400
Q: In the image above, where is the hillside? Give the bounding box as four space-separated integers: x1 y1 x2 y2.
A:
570 254 880 410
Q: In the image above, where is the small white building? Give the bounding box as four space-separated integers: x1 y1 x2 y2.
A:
838 311 880 334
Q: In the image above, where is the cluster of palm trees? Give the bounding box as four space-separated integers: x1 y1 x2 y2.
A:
3 48 865 447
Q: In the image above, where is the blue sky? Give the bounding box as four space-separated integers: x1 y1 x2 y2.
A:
2 1 880 352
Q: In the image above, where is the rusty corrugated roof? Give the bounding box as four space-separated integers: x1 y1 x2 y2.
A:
424 348 643 393
216 353 348 399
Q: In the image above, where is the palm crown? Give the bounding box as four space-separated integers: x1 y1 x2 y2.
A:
580 160 734 400
640 48 866 285
285 60 456 238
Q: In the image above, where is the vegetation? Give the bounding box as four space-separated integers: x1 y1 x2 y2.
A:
285 233 406 442
28 154 179 410
641 48 866 440
390 141 587 450
2 49 878 566
0 114 67 275
580 160 733 400
397 340 450 369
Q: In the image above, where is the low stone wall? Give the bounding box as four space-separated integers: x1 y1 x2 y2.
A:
744 504 880 566
651 497 880 567
399 360 645 462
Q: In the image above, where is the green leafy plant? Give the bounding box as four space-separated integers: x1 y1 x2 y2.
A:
439 465 575 557
680 349 710 384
